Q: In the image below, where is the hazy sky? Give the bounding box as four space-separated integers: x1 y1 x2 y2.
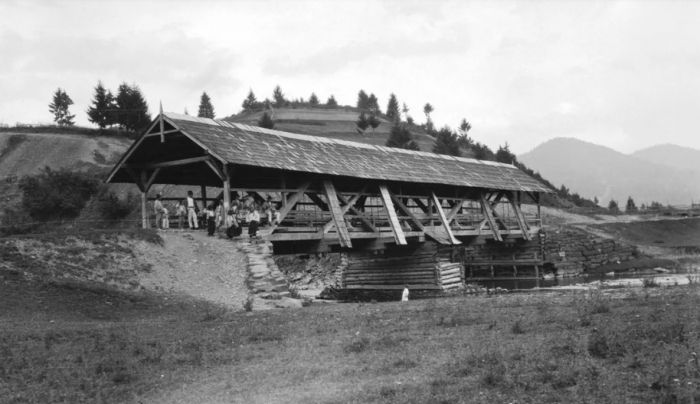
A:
2 0 699 154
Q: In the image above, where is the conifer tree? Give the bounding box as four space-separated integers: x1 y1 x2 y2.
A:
424 102 435 135
472 142 493 160
368 113 381 132
242 89 258 110
386 121 420 151
258 112 275 129
367 93 380 114
115 82 151 132
495 143 516 164
401 103 410 120
386 93 400 120
457 118 472 148
608 199 619 212
48 88 75 126
86 81 113 129
356 111 369 133
326 95 338 107
273 85 286 108
309 93 320 106
625 196 637 212
198 91 215 118
357 90 369 109
432 126 461 156
594 196 599 206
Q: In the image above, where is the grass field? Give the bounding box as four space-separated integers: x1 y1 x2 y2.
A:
3 274 700 403
589 217 700 247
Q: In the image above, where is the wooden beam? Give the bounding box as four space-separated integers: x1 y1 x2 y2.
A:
446 198 466 222
322 185 375 233
412 198 429 213
144 129 179 138
141 171 148 229
505 191 531 240
125 166 144 192
159 103 165 143
223 164 231 213
144 168 161 191
322 180 352 248
431 191 460 245
201 185 207 210
378 185 407 245
277 181 312 222
387 189 424 231
479 191 502 242
307 193 329 211
205 159 224 181
127 156 211 170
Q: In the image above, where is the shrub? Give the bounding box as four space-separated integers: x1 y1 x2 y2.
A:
243 297 254 312
642 277 660 288
97 190 138 220
19 167 100 220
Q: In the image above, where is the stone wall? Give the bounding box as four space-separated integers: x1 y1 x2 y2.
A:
541 227 639 276
438 235 543 278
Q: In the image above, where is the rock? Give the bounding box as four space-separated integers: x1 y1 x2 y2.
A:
654 267 670 273
605 271 615 276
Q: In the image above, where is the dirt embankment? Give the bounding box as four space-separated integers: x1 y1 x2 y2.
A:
0 229 250 310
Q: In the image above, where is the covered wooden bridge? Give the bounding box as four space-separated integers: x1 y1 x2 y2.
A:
106 112 552 288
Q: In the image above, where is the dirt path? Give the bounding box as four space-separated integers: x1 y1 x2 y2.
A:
134 230 249 310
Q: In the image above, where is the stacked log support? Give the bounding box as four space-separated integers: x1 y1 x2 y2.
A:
438 262 463 290
343 243 441 289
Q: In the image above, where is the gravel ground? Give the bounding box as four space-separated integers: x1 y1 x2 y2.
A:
134 230 250 310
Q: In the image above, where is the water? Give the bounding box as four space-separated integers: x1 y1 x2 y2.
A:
475 267 700 291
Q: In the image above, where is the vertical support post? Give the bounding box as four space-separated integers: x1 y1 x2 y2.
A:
281 177 287 207
223 164 231 213
141 170 148 229
536 192 542 227
159 102 165 143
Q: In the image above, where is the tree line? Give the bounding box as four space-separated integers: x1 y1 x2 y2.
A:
48 83 219 134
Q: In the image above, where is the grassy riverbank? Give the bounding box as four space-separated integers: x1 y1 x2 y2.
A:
3 275 700 403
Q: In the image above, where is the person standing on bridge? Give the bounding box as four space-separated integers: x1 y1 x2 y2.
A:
247 207 260 238
154 194 166 230
186 191 199 229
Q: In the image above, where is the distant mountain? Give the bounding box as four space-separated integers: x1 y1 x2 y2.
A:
518 138 700 206
632 144 700 172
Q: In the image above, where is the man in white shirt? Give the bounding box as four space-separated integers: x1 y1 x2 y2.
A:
186 191 199 229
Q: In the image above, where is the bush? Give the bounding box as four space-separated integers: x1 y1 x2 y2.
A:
98 190 138 220
18 167 100 220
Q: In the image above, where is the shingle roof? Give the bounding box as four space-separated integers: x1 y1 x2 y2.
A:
164 112 552 193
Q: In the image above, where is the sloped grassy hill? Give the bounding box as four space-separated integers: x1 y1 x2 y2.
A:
225 107 438 152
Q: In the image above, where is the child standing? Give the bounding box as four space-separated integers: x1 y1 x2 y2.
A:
177 200 186 230
247 207 260 238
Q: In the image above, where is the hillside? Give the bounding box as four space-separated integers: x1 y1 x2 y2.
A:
632 144 700 172
225 107 438 151
518 137 700 206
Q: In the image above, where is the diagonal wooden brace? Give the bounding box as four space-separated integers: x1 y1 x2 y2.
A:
505 191 531 240
479 191 503 242
323 186 376 233
387 189 424 231
431 191 461 245
378 185 407 245
322 180 352 248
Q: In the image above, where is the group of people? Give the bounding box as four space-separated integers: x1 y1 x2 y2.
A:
153 191 281 239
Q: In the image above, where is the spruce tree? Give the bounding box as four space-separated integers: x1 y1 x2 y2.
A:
115 83 151 133
48 88 75 126
86 81 112 129
432 126 461 156
495 143 516 164
368 113 381 132
242 89 258 110
423 102 435 135
309 93 320 105
386 93 400 120
594 196 599 206
326 95 338 107
367 93 380 114
608 199 619 212
273 85 286 108
386 121 420 151
625 196 637 212
471 142 493 160
198 91 215 118
357 90 369 109
258 112 275 129
457 118 472 148
401 103 410 120
356 111 369 133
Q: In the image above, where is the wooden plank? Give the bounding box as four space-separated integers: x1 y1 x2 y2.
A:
323 185 374 233
159 103 165 143
144 128 179 138
307 193 329 211
322 180 352 248
431 191 460 245
505 191 531 241
277 181 311 222
378 185 407 245
478 191 503 242
141 171 148 229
